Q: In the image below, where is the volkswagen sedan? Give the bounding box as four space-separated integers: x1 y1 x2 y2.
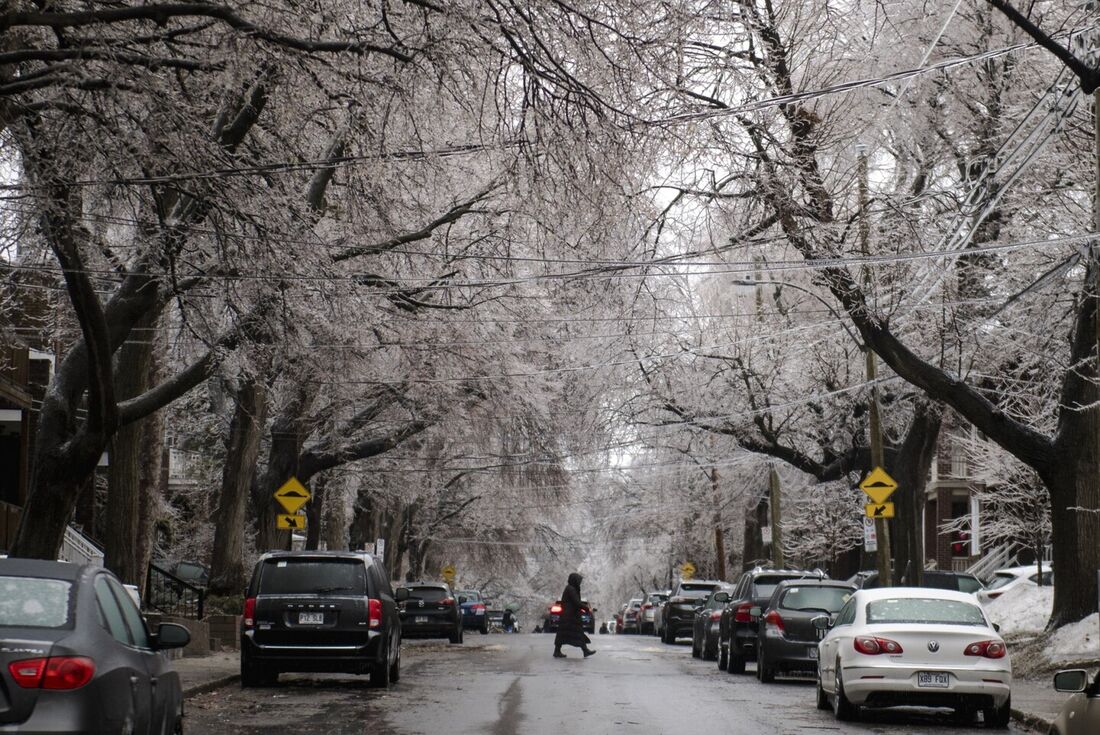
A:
815 588 1011 727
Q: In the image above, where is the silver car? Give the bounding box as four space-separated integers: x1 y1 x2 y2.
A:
1051 669 1100 735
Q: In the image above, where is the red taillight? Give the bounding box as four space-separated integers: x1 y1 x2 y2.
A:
709 610 722 621
369 599 382 629
734 602 753 623
473 603 485 611
964 640 1006 659
550 605 562 614
440 598 454 606
642 603 652 610
9 657 95 690
854 636 903 655
243 597 257 629
764 609 785 634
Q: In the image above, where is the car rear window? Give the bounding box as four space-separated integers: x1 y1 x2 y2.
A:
457 590 481 602
408 587 448 601
866 597 987 626
0 576 72 628
985 574 1015 591
780 587 852 613
679 583 716 594
753 575 808 599
956 576 983 594
259 559 367 595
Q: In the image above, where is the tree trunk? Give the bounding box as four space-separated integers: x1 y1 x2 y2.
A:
305 473 327 551
742 489 768 571
253 384 316 552
890 402 942 586
323 481 349 552
208 379 268 595
1043 455 1100 626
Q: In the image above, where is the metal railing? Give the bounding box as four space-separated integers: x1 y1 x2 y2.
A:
59 526 104 567
145 562 206 619
966 543 1016 582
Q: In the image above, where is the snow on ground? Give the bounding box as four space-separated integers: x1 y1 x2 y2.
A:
984 582 1053 636
1046 613 1100 662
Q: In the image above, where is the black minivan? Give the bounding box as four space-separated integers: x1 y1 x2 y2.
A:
240 551 407 688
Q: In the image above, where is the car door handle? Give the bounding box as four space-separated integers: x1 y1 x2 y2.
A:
130 675 140 689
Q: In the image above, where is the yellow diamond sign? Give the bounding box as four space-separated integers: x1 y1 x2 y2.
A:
441 564 456 584
274 477 311 514
277 513 306 530
680 562 696 580
859 467 897 505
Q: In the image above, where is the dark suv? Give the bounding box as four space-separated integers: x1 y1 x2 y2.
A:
718 567 826 673
399 582 463 644
661 580 724 643
240 551 407 688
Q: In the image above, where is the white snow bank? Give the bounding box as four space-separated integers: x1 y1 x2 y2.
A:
1046 613 1100 662
985 582 1053 636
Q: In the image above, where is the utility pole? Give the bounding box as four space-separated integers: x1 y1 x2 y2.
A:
858 143 891 586
712 467 727 580
768 463 784 567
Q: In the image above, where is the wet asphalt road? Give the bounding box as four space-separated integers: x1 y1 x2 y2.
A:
185 634 1038 735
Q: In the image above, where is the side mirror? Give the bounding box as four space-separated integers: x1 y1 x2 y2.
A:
749 606 762 618
1054 669 1089 693
395 587 410 602
812 615 832 631
458 596 468 604
155 623 191 650
714 593 730 604
992 623 1001 633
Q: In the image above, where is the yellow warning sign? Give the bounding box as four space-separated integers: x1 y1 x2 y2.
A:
859 467 898 505
441 564 456 584
864 502 895 519
680 562 696 580
274 477 311 514
277 513 306 530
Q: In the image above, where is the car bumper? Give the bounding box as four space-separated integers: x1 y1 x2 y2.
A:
461 612 486 627
400 620 456 637
841 664 1012 707
0 688 143 734
242 630 383 672
760 635 820 670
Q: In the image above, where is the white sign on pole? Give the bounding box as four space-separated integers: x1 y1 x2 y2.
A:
969 495 981 556
761 526 773 545
374 538 386 558
863 517 878 552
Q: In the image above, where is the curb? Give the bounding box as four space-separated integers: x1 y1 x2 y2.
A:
1011 707 1052 733
183 674 240 698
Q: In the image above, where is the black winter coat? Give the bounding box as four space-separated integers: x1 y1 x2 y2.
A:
554 575 590 647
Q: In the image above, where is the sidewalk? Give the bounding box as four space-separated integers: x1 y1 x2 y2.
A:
172 651 240 697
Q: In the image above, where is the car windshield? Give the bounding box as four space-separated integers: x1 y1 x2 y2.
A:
259 559 367 595
409 587 448 601
780 587 852 613
986 573 1017 591
679 583 716 594
649 593 668 603
457 590 481 602
0 576 72 629
866 597 987 626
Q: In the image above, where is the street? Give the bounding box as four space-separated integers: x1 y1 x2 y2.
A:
186 634 1037 734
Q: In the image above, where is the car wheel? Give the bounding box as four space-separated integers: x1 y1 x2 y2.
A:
691 635 701 658
481 623 490 634
815 669 830 710
370 636 393 688
758 648 775 683
703 636 717 662
982 697 1011 729
833 662 858 721
728 645 746 675
717 644 728 671
389 641 401 683
449 626 463 644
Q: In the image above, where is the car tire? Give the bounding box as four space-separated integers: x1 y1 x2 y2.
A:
691 635 701 658
703 636 717 662
389 641 401 683
728 645 746 675
983 697 1011 729
815 670 830 710
758 648 775 683
833 663 858 721
718 644 728 671
370 637 393 688
450 626 463 644
481 623 490 634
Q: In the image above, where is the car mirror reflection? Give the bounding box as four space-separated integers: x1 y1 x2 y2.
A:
1054 669 1089 693
811 615 832 631
155 623 191 650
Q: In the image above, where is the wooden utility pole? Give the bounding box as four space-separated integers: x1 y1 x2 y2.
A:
712 467 727 580
768 464 784 567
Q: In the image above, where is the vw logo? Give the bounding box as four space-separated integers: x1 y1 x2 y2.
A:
928 640 940 653
418 600 425 608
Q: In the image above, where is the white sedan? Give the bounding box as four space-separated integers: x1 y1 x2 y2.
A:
976 564 1053 604
815 588 1012 728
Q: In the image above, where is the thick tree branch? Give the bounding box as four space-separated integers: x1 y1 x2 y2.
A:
986 0 1100 93
299 419 431 478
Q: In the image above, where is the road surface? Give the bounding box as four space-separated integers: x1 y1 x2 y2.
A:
186 633 1036 734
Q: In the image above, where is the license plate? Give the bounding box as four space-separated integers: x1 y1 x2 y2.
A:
808 646 818 660
298 612 324 625
415 616 429 624
917 672 951 688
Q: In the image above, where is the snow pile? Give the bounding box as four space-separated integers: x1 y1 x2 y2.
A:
984 582 1053 636
1046 613 1100 662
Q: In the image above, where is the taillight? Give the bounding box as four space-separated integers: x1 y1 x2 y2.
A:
369 598 383 629
440 598 454 606
854 636 903 655
764 610 785 637
550 605 562 614
642 603 652 610
709 610 722 621
243 597 257 629
9 657 95 690
964 640 1006 659
734 602 753 623
473 603 486 611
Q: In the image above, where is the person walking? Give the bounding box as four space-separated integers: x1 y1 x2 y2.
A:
553 572 595 658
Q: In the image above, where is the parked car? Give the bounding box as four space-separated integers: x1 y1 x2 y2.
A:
691 585 734 660
661 580 725 643
719 567 826 673
753 579 855 683
816 587 1011 727
240 551 406 688
1050 668 1100 735
622 598 644 634
614 604 626 634
0 558 191 734
456 588 490 633
975 564 1053 604
542 599 596 634
639 590 670 635
849 570 984 594
399 581 463 644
